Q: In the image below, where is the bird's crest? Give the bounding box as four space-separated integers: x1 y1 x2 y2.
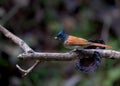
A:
54 29 68 41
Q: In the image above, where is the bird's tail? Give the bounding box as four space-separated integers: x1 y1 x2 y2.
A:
90 43 112 48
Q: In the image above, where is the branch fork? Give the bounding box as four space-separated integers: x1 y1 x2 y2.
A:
0 25 40 76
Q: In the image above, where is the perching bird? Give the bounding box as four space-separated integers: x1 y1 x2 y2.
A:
54 29 111 50
54 29 111 72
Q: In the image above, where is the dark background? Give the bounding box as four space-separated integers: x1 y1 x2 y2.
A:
0 0 120 86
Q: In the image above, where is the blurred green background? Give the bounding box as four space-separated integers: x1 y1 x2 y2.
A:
0 0 120 86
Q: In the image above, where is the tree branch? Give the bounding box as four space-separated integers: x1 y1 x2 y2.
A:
18 52 79 61
0 25 40 76
16 60 41 76
0 25 33 52
18 49 120 61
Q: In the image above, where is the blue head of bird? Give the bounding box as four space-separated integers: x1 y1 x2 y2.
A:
54 29 68 41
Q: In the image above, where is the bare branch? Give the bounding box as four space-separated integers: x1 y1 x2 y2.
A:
83 49 120 59
18 49 120 60
18 52 79 61
0 25 40 76
0 25 33 53
16 60 41 76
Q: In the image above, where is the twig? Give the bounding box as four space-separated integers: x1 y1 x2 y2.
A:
16 60 41 76
18 49 120 61
0 25 40 76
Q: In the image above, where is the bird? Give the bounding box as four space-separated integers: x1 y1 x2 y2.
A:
54 29 111 72
54 29 111 50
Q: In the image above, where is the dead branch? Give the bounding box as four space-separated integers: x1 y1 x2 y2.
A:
18 52 79 61
16 60 41 76
18 49 120 61
0 25 40 76
0 25 33 52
